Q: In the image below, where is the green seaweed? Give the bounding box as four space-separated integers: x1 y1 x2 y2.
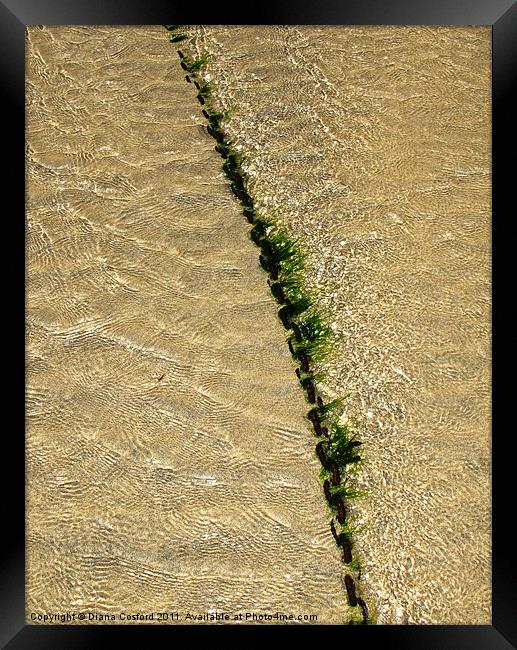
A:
250 218 273 245
288 310 332 364
163 25 189 43
318 396 346 420
346 610 364 625
347 556 362 575
338 519 366 539
327 423 362 467
299 369 325 386
181 54 212 73
330 480 365 502
222 147 246 180
197 81 212 100
264 227 305 278
207 108 228 129
170 33 188 43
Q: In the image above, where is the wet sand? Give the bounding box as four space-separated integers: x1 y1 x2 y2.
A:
186 26 491 624
26 26 348 623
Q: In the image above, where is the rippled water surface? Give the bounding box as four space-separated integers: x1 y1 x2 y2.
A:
26 26 349 624
26 25 491 625
185 25 491 624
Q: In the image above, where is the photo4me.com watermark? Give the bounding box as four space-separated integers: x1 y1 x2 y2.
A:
30 611 319 623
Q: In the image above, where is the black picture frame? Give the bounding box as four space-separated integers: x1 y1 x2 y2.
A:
4 1 515 647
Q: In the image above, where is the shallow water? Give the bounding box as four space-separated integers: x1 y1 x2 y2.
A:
26 26 349 624
186 25 491 624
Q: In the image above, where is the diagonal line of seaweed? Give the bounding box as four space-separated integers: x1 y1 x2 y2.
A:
165 25 369 625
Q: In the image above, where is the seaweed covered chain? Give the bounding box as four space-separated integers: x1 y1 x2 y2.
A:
165 25 368 625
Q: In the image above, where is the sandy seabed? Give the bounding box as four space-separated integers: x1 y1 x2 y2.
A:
26 25 491 624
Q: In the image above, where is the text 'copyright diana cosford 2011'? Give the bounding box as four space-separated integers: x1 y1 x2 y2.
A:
30 611 319 623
